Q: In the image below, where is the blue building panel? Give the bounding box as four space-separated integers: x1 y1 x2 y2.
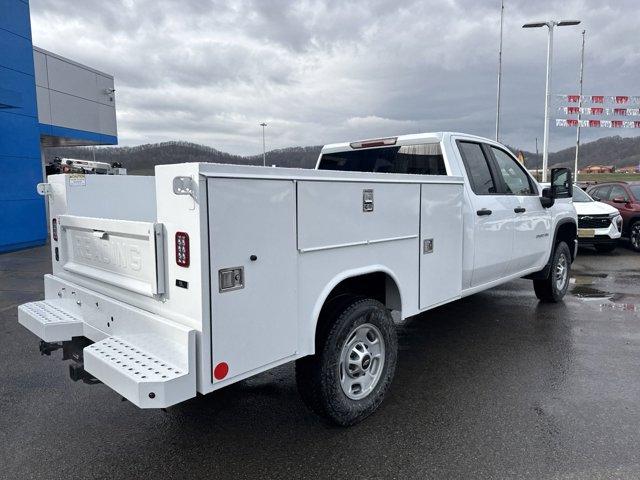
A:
0 0 31 39
0 65 37 115
0 110 40 157
0 0 44 253
40 123 118 146
0 27 35 75
0 198 46 252
0 154 43 200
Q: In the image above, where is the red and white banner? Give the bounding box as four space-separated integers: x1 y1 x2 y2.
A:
556 119 640 128
558 95 640 105
558 107 640 116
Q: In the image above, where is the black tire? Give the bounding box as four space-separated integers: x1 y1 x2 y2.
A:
533 241 572 303
594 244 616 253
295 296 398 426
630 221 640 252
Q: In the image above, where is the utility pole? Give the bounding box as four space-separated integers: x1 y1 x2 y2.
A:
541 24 554 183
574 30 586 181
535 137 539 179
495 0 505 141
523 19 581 182
260 122 267 167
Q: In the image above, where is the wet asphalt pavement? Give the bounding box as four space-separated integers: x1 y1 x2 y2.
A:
1 243 639 480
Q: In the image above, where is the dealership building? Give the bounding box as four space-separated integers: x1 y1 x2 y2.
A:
1 0 117 252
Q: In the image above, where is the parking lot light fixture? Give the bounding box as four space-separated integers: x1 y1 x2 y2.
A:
523 19 581 182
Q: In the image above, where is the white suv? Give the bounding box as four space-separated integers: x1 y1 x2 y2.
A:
573 185 622 252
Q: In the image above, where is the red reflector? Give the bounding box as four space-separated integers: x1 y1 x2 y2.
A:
350 137 397 149
175 232 190 267
214 362 229 380
52 218 58 241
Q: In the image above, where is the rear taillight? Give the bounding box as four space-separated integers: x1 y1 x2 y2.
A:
175 232 190 267
52 218 58 241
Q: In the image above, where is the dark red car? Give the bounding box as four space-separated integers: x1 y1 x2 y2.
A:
587 181 640 251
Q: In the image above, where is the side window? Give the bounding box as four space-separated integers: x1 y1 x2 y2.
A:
609 186 629 201
457 142 496 195
490 147 534 195
394 144 447 175
594 186 612 200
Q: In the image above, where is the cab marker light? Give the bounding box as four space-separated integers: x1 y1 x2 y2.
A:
350 137 397 149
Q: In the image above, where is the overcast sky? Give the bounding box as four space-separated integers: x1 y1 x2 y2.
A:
30 0 640 155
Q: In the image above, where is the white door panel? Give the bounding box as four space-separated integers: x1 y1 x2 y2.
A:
511 196 552 272
419 184 463 308
208 178 297 382
487 145 552 274
470 195 517 287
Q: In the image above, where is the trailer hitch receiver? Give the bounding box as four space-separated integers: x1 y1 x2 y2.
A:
39 340 62 356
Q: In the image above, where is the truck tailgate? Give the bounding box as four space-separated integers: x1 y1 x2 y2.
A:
58 215 165 297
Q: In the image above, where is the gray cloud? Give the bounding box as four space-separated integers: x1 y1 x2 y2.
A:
30 0 640 155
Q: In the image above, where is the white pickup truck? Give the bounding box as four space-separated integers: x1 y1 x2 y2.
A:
19 132 577 425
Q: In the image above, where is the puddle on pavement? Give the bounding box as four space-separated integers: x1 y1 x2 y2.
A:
569 274 640 313
570 274 612 300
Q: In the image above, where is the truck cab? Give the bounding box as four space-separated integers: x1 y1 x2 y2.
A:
317 132 577 295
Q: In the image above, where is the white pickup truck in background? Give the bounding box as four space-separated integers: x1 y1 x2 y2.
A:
19 132 577 425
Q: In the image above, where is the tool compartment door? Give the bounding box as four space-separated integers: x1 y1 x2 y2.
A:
207 178 297 381
419 183 463 309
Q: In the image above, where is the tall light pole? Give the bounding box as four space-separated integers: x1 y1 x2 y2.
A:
495 0 505 141
574 30 586 181
259 122 267 167
523 19 581 182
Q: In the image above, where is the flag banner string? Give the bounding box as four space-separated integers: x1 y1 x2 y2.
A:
558 106 640 116
556 119 640 128
556 95 640 105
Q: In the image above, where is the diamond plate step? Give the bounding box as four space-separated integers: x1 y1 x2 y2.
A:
18 300 83 342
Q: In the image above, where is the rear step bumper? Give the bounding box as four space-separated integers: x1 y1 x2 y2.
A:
18 276 197 409
18 300 83 342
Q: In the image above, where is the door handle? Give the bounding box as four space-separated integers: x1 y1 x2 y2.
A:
514 207 526 213
476 209 492 216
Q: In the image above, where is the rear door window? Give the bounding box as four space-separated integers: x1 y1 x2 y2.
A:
490 147 535 195
457 141 497 195
318 143 446 175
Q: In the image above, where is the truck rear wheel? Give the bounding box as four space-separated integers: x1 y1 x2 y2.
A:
533 241 571 303
295 296 398 426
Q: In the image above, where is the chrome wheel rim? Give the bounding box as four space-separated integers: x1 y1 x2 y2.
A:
555 253 568 291
631 224 640 250
339 323 385 400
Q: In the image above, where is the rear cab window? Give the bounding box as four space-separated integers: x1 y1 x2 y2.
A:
317 143 447 175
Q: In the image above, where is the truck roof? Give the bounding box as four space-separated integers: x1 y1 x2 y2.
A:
320 131 491 154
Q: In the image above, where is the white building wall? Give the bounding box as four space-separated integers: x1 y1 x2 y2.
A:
33 46 117 144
